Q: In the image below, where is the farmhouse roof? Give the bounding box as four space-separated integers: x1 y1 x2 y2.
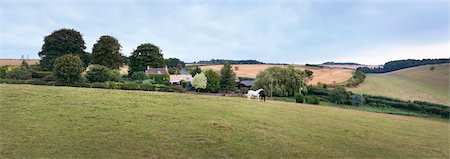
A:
170 74 193 83
239 80 254 87
145 66 169 75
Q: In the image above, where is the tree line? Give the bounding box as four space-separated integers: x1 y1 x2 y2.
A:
193 59 264 65
357 58 450 73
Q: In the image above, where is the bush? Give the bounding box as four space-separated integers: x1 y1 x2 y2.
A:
239 87 249 94
5 67 32 80
329 87 350 104
109 69 122 82
0 66 9 79
32 71 52 78
140 83 156 91
41 75 55 82
131 72 146 81
142 79 156 84
295 93 305 103
53 54 84 83
85 65 112 83
305 95 320 104
121 82 140 90
90 82 109 89
147 74 170 85
28 80 47 85
180 80 190 88
351 94 365 106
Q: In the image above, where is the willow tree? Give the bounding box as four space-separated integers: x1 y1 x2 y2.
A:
252 65 308 97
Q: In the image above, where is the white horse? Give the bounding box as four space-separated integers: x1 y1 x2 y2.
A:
247 89 265 102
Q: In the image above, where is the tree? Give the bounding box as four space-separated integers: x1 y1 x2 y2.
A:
329 87 351 104
220 63 236 93
253 65 308 97
91 35 123 69
53 54 84 83
128 43 165 75
131 72 147 81
204 69 220 93
165 58 185 68
38 28 89 70
190 66 202 76
21 60 29 69
192 72 207 92
85 65 112 83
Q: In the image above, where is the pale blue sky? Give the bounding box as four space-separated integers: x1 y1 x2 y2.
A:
0 0 448 64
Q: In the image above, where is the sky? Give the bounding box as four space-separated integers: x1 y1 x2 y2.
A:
0 0 448 65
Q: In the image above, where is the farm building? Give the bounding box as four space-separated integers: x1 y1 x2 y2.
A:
170 74 193 84
238 80 254 89
145 66 169 75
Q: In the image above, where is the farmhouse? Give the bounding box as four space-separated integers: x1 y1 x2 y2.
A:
145 66 169 75
238 80 254 89
170 74 193 84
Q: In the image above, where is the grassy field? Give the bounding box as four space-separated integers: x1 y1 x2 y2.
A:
200 64 354 85
349 64 449 105
1 84 449 158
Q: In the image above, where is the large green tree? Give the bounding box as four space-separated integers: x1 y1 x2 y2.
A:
38 28 89 70
220 63 236 93
165 58 185 68
91 35 123 69
204 69 220 93
53 54 84 83
128 43 165 75
253 65 308 97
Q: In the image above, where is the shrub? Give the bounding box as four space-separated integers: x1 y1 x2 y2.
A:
85 65 112 83
32 71 52 78
142 79 156 85
0 66 8 79
239 87 249 94
53 54 84 83
90 82 109 89
295 93 305 103
42 75 55 82
28 80 47 85
131 72 146 81
192 73 207 92
5 67 32 80
140 83 156 91
351 94 365 106
329 87 350 104
121 82 140 90
180 80 190 88
204 69 220 93
109 69 122 82
147 74 170 85
306 95 320 105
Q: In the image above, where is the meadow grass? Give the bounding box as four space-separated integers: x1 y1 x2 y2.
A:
1 84 449 158
349 64 449 105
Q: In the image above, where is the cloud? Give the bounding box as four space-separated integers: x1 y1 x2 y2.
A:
0 1 448 64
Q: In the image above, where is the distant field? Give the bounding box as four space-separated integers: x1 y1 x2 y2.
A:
200 64 354 85
0 59 40 66
349 64 449 105
1 84 448 158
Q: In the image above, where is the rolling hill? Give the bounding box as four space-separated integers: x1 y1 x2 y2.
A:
199 64 354 85
1 84 448 158
349 64 449 105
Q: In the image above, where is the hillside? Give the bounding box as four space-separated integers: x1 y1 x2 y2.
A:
1 84 448 158
349 64 449 105
200 64 354 85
